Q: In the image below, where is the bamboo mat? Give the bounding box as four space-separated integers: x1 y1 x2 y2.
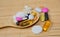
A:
0 0 60 37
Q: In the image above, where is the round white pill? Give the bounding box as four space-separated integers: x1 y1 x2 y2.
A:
32 25 42 34
24 5 32 10
16 12 27 18
29 14 34 20
35 7 41 13
24 5 32 13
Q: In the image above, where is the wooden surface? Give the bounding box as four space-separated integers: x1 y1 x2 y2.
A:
0 0 60 37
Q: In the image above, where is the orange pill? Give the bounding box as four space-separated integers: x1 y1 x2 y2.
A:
43 20 51 32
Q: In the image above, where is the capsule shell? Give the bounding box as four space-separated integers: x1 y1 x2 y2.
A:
45 13 49 21
16 21 19 26
19 20 33 26
16 17 23 21
40 13 45 21
42 8 49 13
43 20 51 32
31 10 37 16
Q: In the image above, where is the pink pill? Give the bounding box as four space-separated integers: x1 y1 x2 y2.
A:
16 17 23 21
42 8 49 13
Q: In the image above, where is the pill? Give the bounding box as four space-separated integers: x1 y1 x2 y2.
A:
27 13 30 16
40 13 45 21
31 10 37 16
16 17 23 21
35 7 42 13
19 20 33 26
29 14 34 20
23 17 27 20
16 12 27 18
43 20 51 32
25 13 30 19
42 8 49 13
45 13 49 21
25 16 29 19
32 25 42 34
16 21 19 25
24 5 32 10
24 5 32 13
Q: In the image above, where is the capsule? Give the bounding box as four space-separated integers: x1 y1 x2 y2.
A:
43 20 51 32
45 13 49 21
19 20 33 26
31 10 37 16
40 13 45 21
16 22 19 26
16 17 23 21
42 7 49 13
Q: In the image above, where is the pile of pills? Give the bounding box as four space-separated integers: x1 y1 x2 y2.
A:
31 7 51 34
13 5 51 34
13 6 36 26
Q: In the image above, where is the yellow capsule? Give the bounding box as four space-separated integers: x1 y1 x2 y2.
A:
19 20 33 26
31 10 37 16
40 13 45 21
43 20 51 32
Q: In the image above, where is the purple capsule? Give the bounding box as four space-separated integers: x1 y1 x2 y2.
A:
42 8 49 13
